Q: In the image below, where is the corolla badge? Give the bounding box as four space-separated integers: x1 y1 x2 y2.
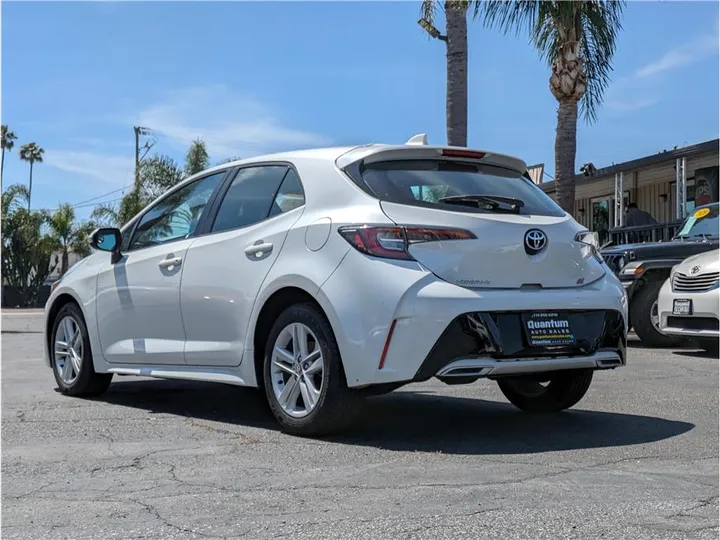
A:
524 229 547 255
690 266 701 274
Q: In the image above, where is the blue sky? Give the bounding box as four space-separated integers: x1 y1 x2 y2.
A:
2 1 719 220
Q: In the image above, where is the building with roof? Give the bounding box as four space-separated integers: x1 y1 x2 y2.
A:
534 138 719 244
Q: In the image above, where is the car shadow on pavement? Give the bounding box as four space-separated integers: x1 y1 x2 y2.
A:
98 379 694 455
672 349 718 359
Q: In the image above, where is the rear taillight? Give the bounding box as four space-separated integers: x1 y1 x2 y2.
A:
338 225 476 260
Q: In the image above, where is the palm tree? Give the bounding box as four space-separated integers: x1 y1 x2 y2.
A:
483 0 625 213
419 1 474 147
184 138 210 176
48 203 93 276
18 142 44 210
1 125 18 193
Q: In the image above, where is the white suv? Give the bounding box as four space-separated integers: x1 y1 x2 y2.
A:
43 135 628 435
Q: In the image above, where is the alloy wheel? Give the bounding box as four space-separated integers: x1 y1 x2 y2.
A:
270 322 324 418
54 315 83 385
651 299 660 330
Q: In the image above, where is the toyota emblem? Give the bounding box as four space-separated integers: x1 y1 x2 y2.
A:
690 266 700 274
524 229 547 255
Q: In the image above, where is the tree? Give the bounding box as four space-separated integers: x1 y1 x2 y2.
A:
1 184 57 307
483 0 625 213
18 142 44 210
141 154 185 200
185 138 210 176
48 203 94 276
419 1 476 147
1 125 18 193
93 153 185 228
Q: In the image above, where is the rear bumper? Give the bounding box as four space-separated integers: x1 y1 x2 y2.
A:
413 309 626 382
320 250 628 388
436 351 623 380
658 279 719 338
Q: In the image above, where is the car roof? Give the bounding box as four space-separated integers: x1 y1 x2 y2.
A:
196 142 528 178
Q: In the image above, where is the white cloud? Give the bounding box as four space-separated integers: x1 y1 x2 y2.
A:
634 31 718 78
44 150 133 189
134 85 332 160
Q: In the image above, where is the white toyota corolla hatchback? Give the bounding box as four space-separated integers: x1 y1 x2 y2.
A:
43 135 628 435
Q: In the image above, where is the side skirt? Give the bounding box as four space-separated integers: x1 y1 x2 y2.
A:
105 365 250 387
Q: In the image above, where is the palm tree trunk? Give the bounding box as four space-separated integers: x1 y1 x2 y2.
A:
61 248 69 276
444 1 468 147
1 148 5 194
554 99 579 214
28 161 33 210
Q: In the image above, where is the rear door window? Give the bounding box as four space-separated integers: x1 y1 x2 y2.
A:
360 160 565 217
211 165 295 234
268 169 305 218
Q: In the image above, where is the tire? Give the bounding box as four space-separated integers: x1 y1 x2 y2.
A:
631 280 683 348
50 303 113 397
263 302 363 436
497 369 594 413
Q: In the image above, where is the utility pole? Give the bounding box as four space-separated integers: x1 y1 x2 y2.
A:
133 126 154 192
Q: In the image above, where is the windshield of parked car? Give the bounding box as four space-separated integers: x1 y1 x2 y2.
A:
675 205 720 239
360 160 566 217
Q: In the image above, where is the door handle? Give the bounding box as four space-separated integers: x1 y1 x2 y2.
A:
244 242 273 257
158 257 182 269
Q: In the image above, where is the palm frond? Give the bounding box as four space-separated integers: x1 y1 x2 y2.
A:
2 184 30 215
420 0 440 26
90 203 120 226
19 142 45 163
578 0 625 123
482 0 625 123
1 125 17 151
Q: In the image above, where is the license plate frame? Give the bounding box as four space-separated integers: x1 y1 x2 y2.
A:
672 299 693 316
521 312 577 347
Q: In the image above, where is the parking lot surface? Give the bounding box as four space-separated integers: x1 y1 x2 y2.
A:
2 310 718 539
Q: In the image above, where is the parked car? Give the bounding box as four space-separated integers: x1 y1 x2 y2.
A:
600 202 719 347
43 135 628 436
657 249 719 354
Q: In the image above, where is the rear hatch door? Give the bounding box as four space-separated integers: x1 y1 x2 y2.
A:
352 153 605 289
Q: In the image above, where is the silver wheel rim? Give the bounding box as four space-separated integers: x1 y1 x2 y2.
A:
270 323 324 418
54 316 83 385
651 300 660 330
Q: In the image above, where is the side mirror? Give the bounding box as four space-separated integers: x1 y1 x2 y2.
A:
90 227 122 254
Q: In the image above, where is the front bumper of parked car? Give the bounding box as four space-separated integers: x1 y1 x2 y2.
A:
658 279 720 338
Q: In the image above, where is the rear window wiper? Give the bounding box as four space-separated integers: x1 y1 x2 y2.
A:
438 194 525 213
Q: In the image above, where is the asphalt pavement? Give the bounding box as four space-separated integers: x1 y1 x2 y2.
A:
2 309 718 540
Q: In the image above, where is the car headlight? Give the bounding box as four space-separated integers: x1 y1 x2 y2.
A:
620 261 645 278
574 231 603 262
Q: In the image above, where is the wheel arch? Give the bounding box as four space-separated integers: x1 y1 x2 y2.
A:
44 291 86 365
250 280 346 388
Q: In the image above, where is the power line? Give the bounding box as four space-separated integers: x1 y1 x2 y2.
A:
73 196 124 210
70 184 132 208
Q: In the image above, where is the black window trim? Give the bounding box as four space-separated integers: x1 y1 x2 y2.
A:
201 161 307 236
121 167 233 253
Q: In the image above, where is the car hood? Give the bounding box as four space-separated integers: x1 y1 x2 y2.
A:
601 238 719 260
674 249 720 274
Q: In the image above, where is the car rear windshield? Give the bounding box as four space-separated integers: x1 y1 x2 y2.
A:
359 160 565 217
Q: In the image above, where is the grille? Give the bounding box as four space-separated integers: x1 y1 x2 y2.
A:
672 271 720 292
602 254 625 274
